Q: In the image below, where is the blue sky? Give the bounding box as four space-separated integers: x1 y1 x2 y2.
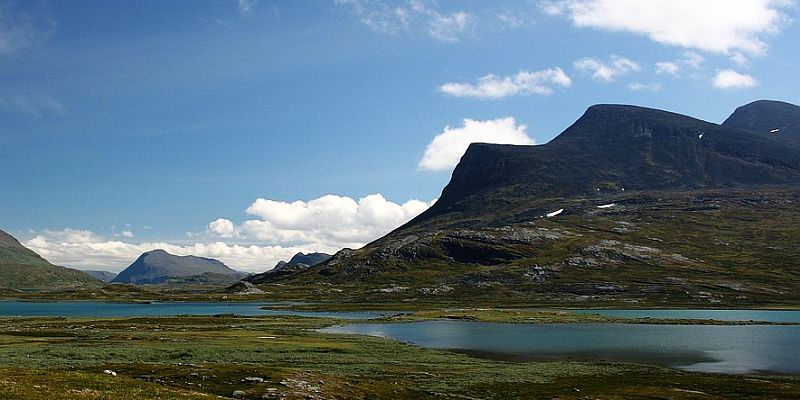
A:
1 0 798 272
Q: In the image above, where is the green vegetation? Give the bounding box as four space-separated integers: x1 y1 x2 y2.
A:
0 229 101 291
0 314 798 399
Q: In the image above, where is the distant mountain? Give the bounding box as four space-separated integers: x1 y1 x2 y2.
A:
84 270 117 283
243 252 332 284
722 99 800 147
0 229 100 290
112 250 245 285
261 101 800 306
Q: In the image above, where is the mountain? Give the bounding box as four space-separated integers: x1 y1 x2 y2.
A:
112 250 245 285
263 102 800 306
723 99 800 147
0 229 101 290
244 252 332 284
84 270 117 283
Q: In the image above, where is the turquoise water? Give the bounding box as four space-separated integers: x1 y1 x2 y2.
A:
322 321 800 374
0 301 397 319
569 309 800 323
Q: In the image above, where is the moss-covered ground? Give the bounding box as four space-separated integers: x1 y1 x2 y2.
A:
0 314 798 399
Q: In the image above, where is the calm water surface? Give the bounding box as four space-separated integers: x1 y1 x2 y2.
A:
0 301 397 319
322 321 800 374
570 309 800 323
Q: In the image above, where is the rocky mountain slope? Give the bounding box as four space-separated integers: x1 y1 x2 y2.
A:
0 229 100 290
112 250 246 285
244 252 332 284
265 100 800 306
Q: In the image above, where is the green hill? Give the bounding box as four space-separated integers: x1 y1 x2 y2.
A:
0 229 100 290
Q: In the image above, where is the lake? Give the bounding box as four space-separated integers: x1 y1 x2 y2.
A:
570 309 800 323
0 301 397 319
322 321 800 374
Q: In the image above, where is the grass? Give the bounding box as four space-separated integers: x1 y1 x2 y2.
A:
0 314 798 399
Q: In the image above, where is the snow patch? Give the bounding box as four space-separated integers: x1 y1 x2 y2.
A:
597 203 616 209
546 209 564 217
770 128 780 133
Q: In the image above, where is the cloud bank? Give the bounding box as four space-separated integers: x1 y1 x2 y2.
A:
439 68 571 99
418 117 534 172
22 193 435 274
23 229 315 274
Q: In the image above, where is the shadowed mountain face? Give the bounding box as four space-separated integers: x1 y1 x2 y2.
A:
84 270 118 283
112 250 243 285
423 104 800 223
243 252 332 284
723 100 800 147
0 229 100 290
264 101 800 306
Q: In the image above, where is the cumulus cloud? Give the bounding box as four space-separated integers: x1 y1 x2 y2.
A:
239 194 434 248
439 68 571 99
21 192 436 274
208 218 237 238
22 229 319 273
628 82 662 92
418 117 534 171
336 0 475 42
711 69 759 89
573 55 640 81
542 0 793 56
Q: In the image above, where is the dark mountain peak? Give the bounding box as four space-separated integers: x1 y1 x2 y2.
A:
723 99 800 138
112 250 239 285
241 251 333 285
553 104 712 144
418 102 800 223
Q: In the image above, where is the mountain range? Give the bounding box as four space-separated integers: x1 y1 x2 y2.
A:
258 100 800 306
244 252 332 284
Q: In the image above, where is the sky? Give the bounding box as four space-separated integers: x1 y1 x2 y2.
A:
1 0 799 273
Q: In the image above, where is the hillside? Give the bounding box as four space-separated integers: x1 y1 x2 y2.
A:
265 101 800 306
0 229 101 290
244 252 332 284
112 250 246 285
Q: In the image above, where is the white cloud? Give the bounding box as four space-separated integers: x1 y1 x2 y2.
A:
336 0 475 42
711 69 759 89
22 229 317 274
654 52 705 78
209 218 237 238
439 68 571 99
0 3 40 56
120 230 134 238
239 194 434 248
0 95 65 117
655 62 679 76
418 117 534 171
428 11 474 42
237 0 257 16
628 82 662 92
542 0 793 56
573 55 640 81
